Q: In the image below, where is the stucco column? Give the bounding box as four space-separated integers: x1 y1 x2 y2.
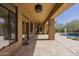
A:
48 19 55 40
44 24 46 34
44 23 48 34
17 8 22 45
42 24 45 34
33 23 35 33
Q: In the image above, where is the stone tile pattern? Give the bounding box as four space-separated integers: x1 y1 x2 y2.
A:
14 34 79 56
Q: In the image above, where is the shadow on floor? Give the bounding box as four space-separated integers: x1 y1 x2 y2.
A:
13 35 38 56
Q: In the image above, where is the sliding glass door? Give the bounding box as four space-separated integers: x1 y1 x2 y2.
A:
0 6 9 49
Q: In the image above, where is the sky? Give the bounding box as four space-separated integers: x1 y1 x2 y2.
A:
55 3 79 25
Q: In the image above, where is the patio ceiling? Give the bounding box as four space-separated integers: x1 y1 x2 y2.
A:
16 3 74 24
16 3 55 24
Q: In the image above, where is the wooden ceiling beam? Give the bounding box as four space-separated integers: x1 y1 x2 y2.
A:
50 3 74 20
43 3 63 24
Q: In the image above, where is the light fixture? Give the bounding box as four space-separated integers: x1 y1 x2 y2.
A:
35 4 42 13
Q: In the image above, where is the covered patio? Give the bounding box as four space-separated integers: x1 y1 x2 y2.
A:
1 3 78 56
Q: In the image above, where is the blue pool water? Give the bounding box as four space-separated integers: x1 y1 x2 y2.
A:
63 33 79 39
66 33 79 37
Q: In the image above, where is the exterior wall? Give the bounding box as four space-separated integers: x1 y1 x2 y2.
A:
0 4 36 56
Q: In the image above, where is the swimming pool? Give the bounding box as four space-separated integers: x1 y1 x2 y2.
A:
62 33 79 40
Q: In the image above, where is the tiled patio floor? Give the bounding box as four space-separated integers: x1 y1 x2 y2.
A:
13 34 79 56
0 36 9 49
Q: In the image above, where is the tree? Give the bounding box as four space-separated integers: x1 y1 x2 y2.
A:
55 23 64 32
64 19 79 33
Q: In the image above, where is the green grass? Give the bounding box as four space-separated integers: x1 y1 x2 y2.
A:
67 36 79 41
72 38 79 41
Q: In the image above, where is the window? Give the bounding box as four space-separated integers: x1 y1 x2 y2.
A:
0 4 17 49
22 20 27 35
30 21 33 34
22 18 30 45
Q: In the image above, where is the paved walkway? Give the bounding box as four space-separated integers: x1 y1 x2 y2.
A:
14 34 79 56
55 33 79 56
